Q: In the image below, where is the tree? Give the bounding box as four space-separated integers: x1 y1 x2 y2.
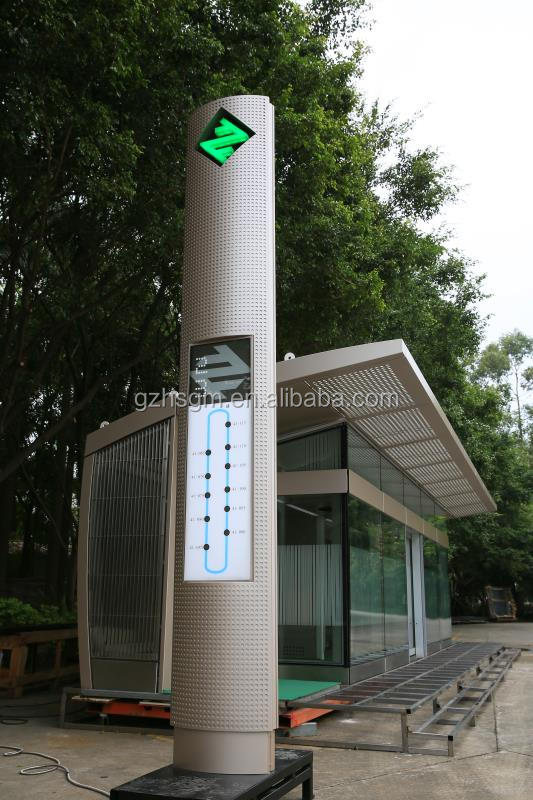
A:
475 330 533 440
447 344 533 613
0 0 512 607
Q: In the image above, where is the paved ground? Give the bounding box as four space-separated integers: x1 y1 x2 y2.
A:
1 626 532 799
453 621 533 650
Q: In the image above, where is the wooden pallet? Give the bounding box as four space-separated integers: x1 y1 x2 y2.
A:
0 627 78 698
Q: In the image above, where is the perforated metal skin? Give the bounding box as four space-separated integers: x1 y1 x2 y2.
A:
276 341 496 517
172 97 277 774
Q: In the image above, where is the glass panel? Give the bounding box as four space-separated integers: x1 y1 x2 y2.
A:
438 545 452 639
348 497 384 662
380 458 404 504
347 428 380 488
431 503 449 529
429 510 448 531
406 533 416 649
277 494 344 664
420 491 435 520
423 538 440 643
382 517 408 654
404 478 421 516
277 427 342 472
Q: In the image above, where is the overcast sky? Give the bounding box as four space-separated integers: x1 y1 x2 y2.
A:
360 0 533 347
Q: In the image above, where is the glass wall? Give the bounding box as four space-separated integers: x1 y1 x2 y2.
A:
346 426 440 523
438 545 452 639
278 426 342 472
278 424 448 532
277 427 452 669
420 492 436 520
403 478 421 517
381 458 404 505
431 505 449 531
348 498 409 663
382 516 409 655
423 539 442 644
347 428 380 487
277 494 344 665
348 497 384 662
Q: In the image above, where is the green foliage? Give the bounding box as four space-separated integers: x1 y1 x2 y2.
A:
474 330 533 439
523 366 533 392
500 330 533 365
446 345 533 613
475 342 510 384
0 0 482 472
383 147 456 221
0 597 76 629
0 0 530 614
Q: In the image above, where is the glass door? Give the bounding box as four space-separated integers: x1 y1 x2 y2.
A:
405 529 425 658
405 533 416 655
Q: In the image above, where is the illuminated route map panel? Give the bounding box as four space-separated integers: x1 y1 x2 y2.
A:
184 338 252 581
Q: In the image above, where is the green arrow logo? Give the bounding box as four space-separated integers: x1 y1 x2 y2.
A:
197 109 255 166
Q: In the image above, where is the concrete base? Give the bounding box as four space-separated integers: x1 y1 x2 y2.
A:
3 643 533 800
110 749 313 800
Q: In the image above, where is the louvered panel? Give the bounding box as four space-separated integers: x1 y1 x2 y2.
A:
307 363 413 419
385 438 451 470
87 419 170 662
409 461 462 484
356 408 434 448
431 477 473 499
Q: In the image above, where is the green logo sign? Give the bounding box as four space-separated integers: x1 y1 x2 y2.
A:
197 108 255 166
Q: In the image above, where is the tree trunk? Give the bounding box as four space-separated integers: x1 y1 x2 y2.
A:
57 444 75 606
19 500 35 578
514 368 523 440
0 473 16 594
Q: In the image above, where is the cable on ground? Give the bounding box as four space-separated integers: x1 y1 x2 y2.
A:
1 744 111 797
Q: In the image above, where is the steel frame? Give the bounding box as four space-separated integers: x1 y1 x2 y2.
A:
408 647 520 755
279 642 519 755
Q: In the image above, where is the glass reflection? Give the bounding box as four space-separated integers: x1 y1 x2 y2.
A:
277 494 344 664
423 539 441 643
278 427 342 472
382 516 408 653
348 497 385 662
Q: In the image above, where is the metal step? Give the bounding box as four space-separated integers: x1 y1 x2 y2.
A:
409 648 520 756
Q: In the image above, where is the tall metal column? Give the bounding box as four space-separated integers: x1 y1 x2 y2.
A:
172 96 277 774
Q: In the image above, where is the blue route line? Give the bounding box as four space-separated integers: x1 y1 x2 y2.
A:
204 408 230 574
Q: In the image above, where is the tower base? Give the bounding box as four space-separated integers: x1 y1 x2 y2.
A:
110 749 313 800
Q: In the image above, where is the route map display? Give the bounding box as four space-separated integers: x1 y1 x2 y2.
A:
184 339 252 581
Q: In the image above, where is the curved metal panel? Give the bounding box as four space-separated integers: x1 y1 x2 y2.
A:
172 95 277 747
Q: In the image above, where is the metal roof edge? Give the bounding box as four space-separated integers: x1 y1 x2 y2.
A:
275 340 496 517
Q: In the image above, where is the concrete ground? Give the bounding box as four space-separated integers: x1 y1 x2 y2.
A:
453 621 533 650
1 625 532 800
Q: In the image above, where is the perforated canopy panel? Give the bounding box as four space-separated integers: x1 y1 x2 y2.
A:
276 341 496 518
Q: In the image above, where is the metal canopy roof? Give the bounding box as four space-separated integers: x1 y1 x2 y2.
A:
276 340 496 518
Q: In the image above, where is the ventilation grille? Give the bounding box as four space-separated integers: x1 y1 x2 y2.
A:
88 419 170 662
307 363 413 419
357 408 434 448
292 356 495 518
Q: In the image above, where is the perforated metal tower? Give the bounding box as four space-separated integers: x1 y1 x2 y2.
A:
171 96 277 774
